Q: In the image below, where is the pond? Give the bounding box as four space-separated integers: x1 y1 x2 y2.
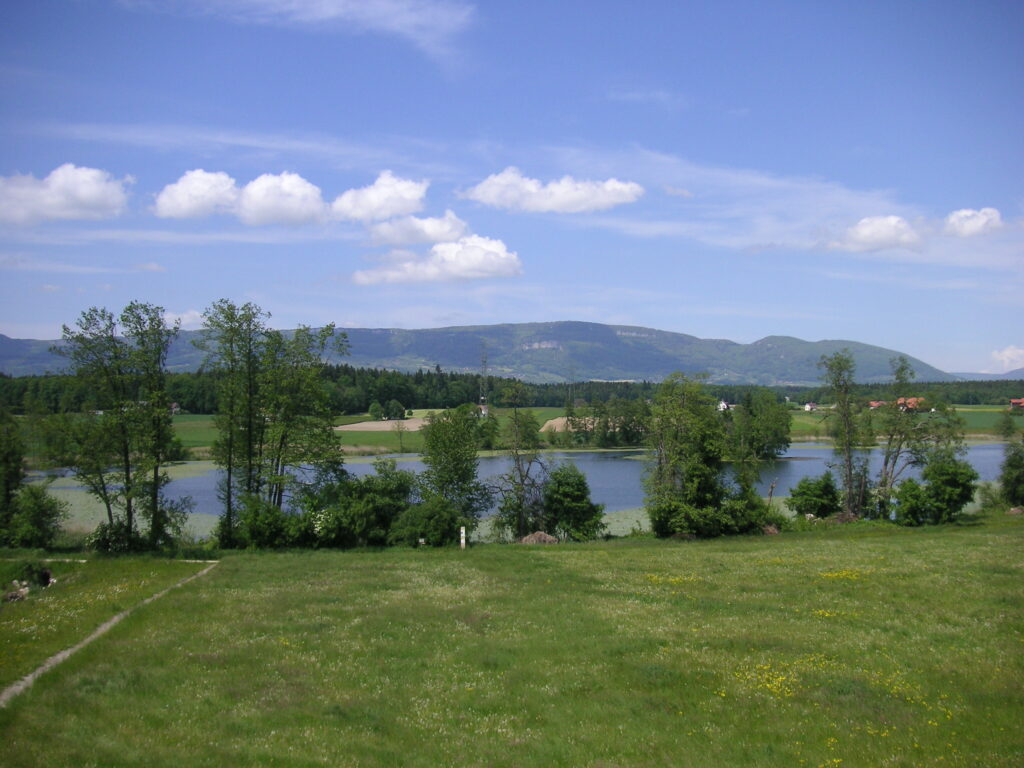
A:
162 442 1008 517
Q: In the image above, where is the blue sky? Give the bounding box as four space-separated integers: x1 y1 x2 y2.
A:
0 0 1021 374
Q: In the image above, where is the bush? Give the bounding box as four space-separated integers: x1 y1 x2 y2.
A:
542 463 605 541
389 496 462 547
922 450 978 523
237 496 293 549
894 478 932 526
5 484 68 549
786 472 841 519
1000 438 1024 506
646 496 784 539
894 450 979 526
87 518 145 553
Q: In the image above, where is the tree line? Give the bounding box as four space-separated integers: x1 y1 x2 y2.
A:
4 363 1019 420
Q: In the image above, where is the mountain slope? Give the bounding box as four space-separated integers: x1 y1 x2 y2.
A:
0 322 955 385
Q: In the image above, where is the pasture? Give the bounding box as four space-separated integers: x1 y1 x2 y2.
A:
1 517 1021 766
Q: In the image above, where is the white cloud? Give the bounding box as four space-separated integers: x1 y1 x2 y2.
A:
352 234 521 284
834 215 921 252
129 0 475 57
332 170 428 222
464 167 644 213
991 345 1024 373
237 172 326 225
154 169 239 218
0 163 130 224
370 209 467 244
945 207 1003 237
163 309 205 330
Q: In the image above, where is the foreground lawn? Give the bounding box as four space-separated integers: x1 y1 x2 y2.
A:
0 557 208 690
1 520 1021 766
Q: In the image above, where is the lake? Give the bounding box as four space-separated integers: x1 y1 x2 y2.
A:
163 442 1008 516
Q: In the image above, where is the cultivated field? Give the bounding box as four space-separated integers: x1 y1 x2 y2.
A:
1 517 1021 766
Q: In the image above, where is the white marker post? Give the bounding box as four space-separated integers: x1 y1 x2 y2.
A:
460 526 466 550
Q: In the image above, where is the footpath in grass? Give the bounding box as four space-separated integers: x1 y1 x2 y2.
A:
0 557 208 691
0 520 1021 767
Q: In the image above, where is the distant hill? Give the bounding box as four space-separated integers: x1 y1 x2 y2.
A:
950 369 1024 381
0 321 956 386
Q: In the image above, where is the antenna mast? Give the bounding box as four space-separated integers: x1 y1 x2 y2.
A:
479 342 490 417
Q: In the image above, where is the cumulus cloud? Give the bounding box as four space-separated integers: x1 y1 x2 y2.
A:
464 167 644 213
163 309 205 330
370 209 467 245
237 172 326 225
834 215 921 251
991 345 1024 373
154 169 239 218
352 234 521 284
945 207 1003 237
332 170 428 222
0 163 130 224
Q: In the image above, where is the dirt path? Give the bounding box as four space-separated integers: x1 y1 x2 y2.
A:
335 417 427 432
0 561 219 708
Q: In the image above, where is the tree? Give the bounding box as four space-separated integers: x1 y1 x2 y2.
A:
869 357 965 519
257 325 344 510
543 462 605 541
818 350 863 519
121 302 180 547
196 300 269 546
645 374 727 537
55 302 182 549
726 389 791 461
0 408 25 534
418 404 491 538
493 383 547 539
999 436 1024 506
197 304 347 545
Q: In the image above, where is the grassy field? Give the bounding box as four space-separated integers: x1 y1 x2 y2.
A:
1 517 1021 766
789 404 1017 442
0 558 208 691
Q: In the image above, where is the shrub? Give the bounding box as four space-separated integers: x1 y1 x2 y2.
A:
894 450 978 526
389 496 462 547
237 496 293 549
894 478 932 526
786 472 841 519
922 450 978 523
5 485 68 549
1000 438 1024 506
87 518 145 553
542 463 605 541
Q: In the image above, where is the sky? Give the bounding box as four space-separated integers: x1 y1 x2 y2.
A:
0 0 1021 374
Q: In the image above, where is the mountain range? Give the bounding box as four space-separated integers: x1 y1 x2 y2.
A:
2 321 1007 386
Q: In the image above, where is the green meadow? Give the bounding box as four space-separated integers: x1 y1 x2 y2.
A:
1 517 1021 767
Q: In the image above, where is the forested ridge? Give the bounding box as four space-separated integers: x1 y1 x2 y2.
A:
1 365 1020 416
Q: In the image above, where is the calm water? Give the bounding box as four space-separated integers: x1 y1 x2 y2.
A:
164 443 1008 516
